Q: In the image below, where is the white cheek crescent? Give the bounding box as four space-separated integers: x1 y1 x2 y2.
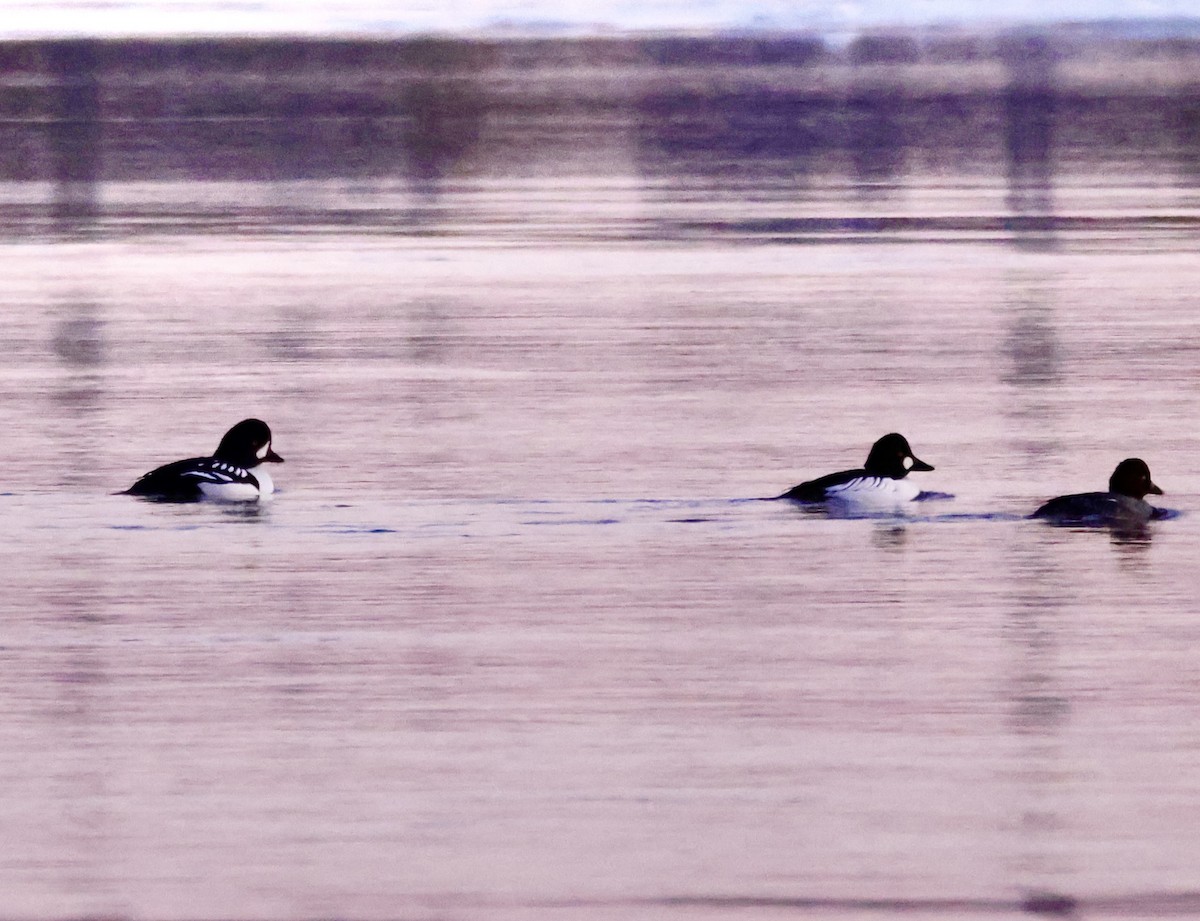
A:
256 442 271 460
903 456 914 470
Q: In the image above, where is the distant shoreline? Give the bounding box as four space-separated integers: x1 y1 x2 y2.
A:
5 30 1200 94
2 31 1198 192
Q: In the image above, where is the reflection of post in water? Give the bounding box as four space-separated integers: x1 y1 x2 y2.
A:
1001 273 1061 475
846 33 918 195
52 299 107 488
1005 547 1075 911
1001 34 1057 238
47 296 112 891
999 270 1073 904
53 303 105 372
46 39 102 234
399 40 490 203
1004 304 1060 388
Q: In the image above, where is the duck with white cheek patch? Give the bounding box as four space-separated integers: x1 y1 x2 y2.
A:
123 418 284 503
779 433 937 510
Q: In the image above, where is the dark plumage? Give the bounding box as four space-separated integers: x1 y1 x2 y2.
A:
1031 458 1164 526
779 432 934 503
124 418 284 502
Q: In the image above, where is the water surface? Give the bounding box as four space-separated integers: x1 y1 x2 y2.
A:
3 160 1200 920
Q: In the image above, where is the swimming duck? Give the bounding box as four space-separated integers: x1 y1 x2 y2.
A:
1031 458 1165 526
124 418 284 502
779 433 935 506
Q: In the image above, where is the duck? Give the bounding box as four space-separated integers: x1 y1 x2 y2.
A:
123 418 284 502
1031 458 1165 526
779 433 935 506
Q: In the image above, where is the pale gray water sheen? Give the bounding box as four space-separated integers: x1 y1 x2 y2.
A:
4 166 1200 921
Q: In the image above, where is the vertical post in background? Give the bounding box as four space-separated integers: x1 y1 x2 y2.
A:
46 39 102 235
1002 33 1057 245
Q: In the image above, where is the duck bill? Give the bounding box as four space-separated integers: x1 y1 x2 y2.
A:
910 456 934 472
265 448 284 463
1148 481 1163 495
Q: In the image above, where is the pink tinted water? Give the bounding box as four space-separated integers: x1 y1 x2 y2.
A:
2 178 1200 919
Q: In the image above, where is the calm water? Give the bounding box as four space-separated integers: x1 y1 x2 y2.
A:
4 170 1200 920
